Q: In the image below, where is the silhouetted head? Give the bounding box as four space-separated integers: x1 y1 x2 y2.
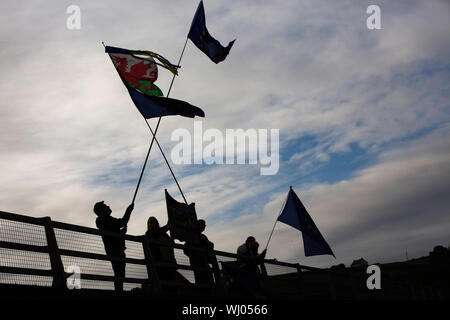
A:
93 201 112 217
198 219 206 233
249 241 259 254
147 216 160 230
245 236 256 248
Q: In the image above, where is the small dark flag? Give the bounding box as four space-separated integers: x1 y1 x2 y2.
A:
165 189 199 243
277 187 335 257
188 1 235 64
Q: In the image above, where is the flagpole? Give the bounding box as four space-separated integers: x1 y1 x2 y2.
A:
144 120 188 204
264 187 291 251
131 37 189 204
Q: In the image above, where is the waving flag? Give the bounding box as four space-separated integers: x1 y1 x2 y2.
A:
106 46 167 97
106 45 204 119
165 189 199 243
188 1 235 64
128 89 204 119
277 187 335 257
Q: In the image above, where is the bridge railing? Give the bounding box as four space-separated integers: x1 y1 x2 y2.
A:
0 210 316 296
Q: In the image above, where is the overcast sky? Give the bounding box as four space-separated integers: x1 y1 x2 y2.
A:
1 0 449 268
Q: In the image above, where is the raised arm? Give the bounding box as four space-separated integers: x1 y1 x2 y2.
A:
160 223 170 234
119 203 134 227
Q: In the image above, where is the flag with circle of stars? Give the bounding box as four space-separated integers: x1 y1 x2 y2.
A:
277 187 335 257
188 1 235 64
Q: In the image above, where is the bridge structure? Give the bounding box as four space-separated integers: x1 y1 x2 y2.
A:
1 210 444 300
0 210 318 298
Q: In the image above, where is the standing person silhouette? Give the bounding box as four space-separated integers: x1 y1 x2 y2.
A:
235 236 267 298
145 216 177 290
184 219 214 285
93 201 134 291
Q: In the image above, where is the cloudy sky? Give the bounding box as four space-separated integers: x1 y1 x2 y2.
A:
1 0 449 268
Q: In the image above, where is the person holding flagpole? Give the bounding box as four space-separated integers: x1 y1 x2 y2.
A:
235 236 268 298
93 201 134 291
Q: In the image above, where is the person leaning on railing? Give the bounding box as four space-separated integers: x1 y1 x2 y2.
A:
234 236 268 298
145 216 177 287
93 201 134 292
237 236 267 264
183 219 215 285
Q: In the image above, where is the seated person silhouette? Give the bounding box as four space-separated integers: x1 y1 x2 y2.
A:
93 201 134 292
145 216 178 288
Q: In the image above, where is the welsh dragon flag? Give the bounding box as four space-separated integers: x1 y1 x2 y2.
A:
106 46 205 119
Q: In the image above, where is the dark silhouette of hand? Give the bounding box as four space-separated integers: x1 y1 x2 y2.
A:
261 249 267 258
127 203 134 214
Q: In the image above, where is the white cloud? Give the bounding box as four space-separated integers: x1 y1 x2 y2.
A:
0 0 449 268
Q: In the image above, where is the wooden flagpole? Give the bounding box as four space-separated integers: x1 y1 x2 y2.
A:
264 187 291 250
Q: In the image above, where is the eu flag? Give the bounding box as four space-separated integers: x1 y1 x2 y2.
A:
188 1 235 64
277 187 335 257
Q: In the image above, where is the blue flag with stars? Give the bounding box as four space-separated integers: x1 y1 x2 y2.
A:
188 1 235 64
277 187 335 257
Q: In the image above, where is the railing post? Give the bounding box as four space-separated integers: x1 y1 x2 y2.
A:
142 236 162 293
295 264 304 298
209 249 225 296
327 270 336 299
259 260 271 297
41 217 66 289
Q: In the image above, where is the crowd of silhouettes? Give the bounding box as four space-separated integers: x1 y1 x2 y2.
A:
93 201 268 295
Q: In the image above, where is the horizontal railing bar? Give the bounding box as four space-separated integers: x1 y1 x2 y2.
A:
154 262 210 272
0 211 45 226
159 280 214 289
51 221 143 242
0 266 53 277
213 250 238 259
213 249 320 271
264 260 320 271
58 249 146 265
77 273 146 284
52 221 207 252
0 241 49 254
152 240 207 252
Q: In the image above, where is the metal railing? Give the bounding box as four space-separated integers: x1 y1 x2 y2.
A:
0 210 315 297
2 210 445 299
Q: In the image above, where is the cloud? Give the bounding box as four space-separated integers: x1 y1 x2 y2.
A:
0 0 449 269
210 126 450 266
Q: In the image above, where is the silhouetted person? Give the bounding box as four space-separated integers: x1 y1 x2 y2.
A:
93 201 134 292
145 216 177 287
235 236 267 298
184 219 214 285
430 245 450 267
237 236 267 263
